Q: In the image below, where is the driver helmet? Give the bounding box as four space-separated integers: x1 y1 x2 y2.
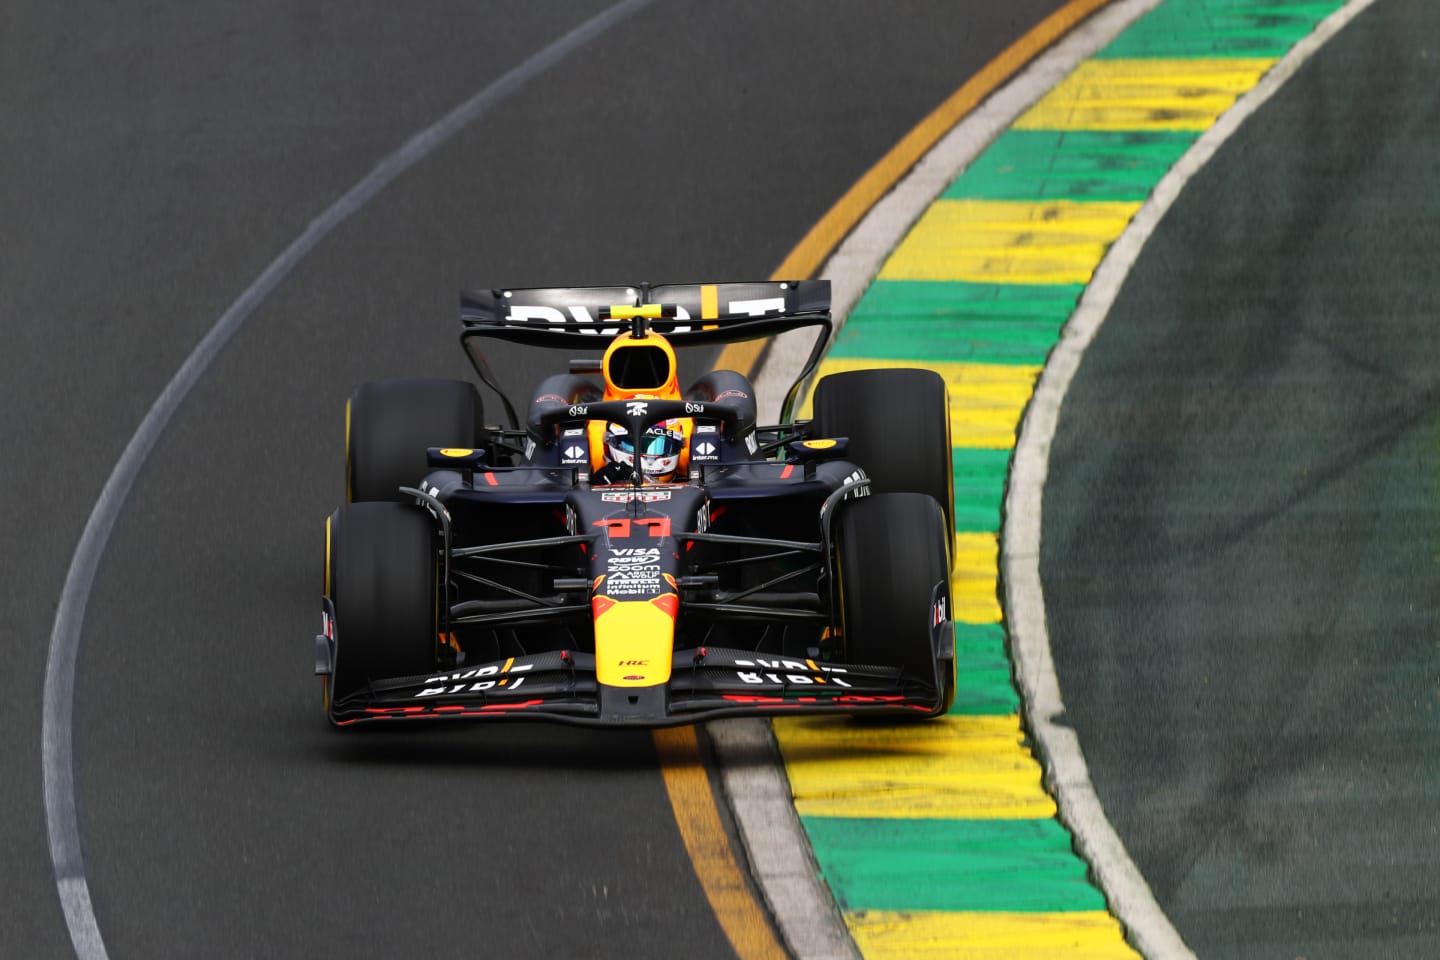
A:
605 419 685 482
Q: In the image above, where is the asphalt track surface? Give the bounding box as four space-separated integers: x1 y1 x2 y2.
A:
1043 1 1440 957
0 3 1073 957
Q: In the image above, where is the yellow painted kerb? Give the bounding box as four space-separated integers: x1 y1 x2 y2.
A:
776 713 1056 820
880 199 1141 286
847 909 1139 959
1017 57 1277 131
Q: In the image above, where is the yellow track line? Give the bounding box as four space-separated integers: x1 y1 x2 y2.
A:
715 0 1116 379
659 2 1119 955
653 726 787 959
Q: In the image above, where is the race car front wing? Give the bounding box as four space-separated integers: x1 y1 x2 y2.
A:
326 637 955 727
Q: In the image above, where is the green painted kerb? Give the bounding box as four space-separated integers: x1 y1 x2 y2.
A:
834 280 1080 366
953 447 1010 534
1099 0 1343 59
952 621 1020 716
802 816 1109 913
950 130 1197 202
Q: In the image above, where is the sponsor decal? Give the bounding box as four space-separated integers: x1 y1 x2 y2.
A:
523 437 536 460
734 657 831 671
694 423 718 434
842 469 870 497
744 432 759 455
608 547 661 563
563 444 587 462
505 291 788 332
730 657 852 688
728 296 785 316
500 290 793 338
568 404 589 418
821 469 871 518
413 483 450 524
684 401 706 415
603 546 663 596
439 447 474 457
535 394 567 404
599 489 674 503
562 427 585 437
416 661 533 698
733 671 852 687
933 597 947 626
505 304 621 336
802 439 836 450
715 389 749 402
693 440 718 459
625 400 649 417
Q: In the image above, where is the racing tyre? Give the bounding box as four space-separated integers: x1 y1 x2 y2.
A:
327 501 438 705
812 368 954 539
347 379 482 502
836 493 953 712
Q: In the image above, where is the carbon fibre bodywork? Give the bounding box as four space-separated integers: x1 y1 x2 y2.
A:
319 283 956 726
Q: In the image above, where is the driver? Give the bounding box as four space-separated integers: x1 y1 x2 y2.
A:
593 418 690 484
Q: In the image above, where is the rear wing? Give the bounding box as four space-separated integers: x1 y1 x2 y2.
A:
459 281 832 426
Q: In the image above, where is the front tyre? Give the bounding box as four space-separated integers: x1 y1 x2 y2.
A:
812 368 954 539
347 379 482 502
836 492 954 715
327 501 439 708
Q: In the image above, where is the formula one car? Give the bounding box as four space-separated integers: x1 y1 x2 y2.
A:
316 280 957 726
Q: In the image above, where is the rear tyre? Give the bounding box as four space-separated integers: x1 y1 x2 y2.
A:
836 493 953 712
347 379 482 502
812 368 954 538
328 502 438 704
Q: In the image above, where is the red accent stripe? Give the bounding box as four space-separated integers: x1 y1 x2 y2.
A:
780 463 795 480
720 693 918 706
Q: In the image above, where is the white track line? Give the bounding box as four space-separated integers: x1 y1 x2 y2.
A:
40 4 656 957
1006 2 1379 959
